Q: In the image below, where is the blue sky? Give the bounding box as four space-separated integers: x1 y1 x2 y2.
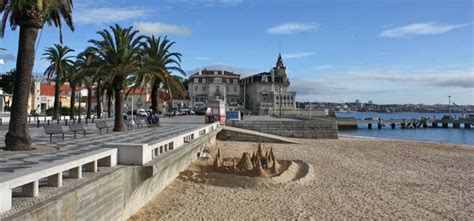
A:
0 0 473 104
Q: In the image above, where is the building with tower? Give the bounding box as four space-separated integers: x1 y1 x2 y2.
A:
240 54 297 115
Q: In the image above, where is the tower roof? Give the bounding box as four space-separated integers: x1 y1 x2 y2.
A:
276 53 285 69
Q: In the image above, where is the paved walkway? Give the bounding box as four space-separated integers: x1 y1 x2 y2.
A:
0 116 206 178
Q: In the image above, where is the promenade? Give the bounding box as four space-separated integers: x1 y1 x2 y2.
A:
0 116 217 218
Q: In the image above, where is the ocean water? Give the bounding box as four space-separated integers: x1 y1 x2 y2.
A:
336 112 474 146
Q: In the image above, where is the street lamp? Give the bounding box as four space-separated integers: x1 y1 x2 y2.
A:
448 95 452 119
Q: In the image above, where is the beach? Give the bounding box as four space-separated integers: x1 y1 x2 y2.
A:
129 138 474 220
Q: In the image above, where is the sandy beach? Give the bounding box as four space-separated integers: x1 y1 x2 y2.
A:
129 137 474 220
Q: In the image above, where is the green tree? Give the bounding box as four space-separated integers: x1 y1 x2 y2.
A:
137 35 185 114
1 0 74 150
87 24 144 131
0 68 16 94
43 43 75 120
66 65 81 119
76 51 102 119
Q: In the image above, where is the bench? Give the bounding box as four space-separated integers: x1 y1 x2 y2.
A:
95 120 112 134
125 120 135 130
44 124 68 142
69 123 87 139
136 119 147 128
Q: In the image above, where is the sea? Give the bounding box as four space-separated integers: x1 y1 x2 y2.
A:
336 112 474 146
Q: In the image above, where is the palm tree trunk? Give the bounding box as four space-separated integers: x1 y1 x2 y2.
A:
53 75 61 120
151 80 160 114
70 86 76 119
87 87 92 119
96 79 102 118
5 25 38 150
113 88 125 132
107 90 112 118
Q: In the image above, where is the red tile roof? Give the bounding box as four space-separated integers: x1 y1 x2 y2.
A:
40 84 55 96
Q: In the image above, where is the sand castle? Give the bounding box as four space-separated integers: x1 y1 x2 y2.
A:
213 141 282 178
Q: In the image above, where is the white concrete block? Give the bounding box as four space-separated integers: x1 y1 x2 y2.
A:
48 173 63 187
84 161 98 173
22 180 39 197
69 166 82 179
0 188 12 213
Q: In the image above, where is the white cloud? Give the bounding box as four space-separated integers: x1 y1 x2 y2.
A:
194 57 213 60
379 22 468 38
267 23 318 34
134 22 192 36
187 64 259 77
75 5 152 24
348 70 474 88
284 52 315 59
313 65 333 70
290 77 389 96
0 52 15 61
166 0 243 7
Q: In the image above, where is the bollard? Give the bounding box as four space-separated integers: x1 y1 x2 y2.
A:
73 119 76 124
28 117 31 123
368 123 372 129
65 119 68 125
432 122 438 128
0 118 2 126
47 120 50 125
92 118 95 124
442 122 448 128
422 122 427 128
453 122 460 128
401 123 406 129
86 118 89 125
37 120 40 128
465 123 471 129
377 123 382 129
57 119 60 124
391 123 395 129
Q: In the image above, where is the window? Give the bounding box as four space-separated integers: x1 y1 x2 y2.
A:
226 86 229 92
233 79 238 84
215 86 220 93
234 86 237 92
226 79 230 84
194 78 198 83
194 86 198 91
214 71 218 75
214 78 222 83
202 78 207 83
202 86 207 91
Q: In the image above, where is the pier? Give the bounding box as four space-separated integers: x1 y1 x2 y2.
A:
358 118 473 129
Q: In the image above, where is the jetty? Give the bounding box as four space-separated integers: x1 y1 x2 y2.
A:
337 117 474 130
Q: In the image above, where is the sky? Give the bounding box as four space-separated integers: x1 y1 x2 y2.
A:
0 0 473 105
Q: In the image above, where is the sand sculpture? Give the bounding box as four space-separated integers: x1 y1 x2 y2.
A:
213 141 282 178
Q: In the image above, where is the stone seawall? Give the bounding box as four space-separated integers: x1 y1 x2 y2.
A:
5 129 219 221
226 118 338 140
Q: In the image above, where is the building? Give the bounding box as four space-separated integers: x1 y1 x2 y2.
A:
188 69 241 110
240 54 296 115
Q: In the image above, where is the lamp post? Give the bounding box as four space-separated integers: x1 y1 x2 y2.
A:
448 95 451 119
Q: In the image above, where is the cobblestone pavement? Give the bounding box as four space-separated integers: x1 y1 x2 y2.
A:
0 116 206 178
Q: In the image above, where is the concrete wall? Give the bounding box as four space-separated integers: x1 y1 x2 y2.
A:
227 119 338 139
5 129 219 221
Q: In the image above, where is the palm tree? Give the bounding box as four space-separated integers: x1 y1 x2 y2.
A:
76 51 101 119
162 73 186 114
1 0 74 150
66 65 81 120
87 24 144 131
43 44 75 120
137 35 185 114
